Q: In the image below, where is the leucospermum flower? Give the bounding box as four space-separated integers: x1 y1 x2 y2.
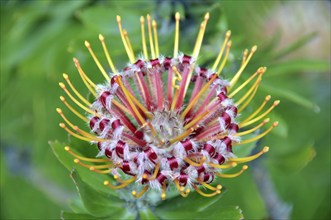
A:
57 12 279 200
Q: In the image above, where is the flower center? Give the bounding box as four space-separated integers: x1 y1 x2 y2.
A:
147 110 184 147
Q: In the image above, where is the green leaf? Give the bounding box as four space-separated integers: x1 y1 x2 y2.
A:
269 112 288 138
270 143 316 173
260 83 320 112
272 32 317 59
70 170 129 218
154 191 243 219
61 211 98 220
139 208 159 220
267 60 330 77
49 141 117 196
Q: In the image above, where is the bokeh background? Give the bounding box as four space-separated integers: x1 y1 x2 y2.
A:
1 0 330 219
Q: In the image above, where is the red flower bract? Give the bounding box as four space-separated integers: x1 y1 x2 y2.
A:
57 12 279 200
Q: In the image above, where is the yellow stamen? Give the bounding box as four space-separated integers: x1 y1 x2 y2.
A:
171 66 182 110
240 101 280 127
152 20 159 57
89 163 114 170
169 125 199 144
229 67 265 98
146 14 155 59
140 16 148 60
216 165 248 178
161 182 167 200
241 49 249 66
229 146 269 163
216 40 232 75
212 30 231 70
235 75 261 106
207 161 237 169
123 29 134 57
174 12 180 57
104 177 136 190
99 34 117 74
73 58 97 97
192 12 209 58
184 110 210 130
115 77 146 125
235 122 278 145
229 45 257 91
238 81 260 112
59 82 102 117
197 179 222 191
65 146 109 163
84 41 110 81
132 185 149 199
242 95 271 123
63 73 91 106
183 156 206 167
193 185 221 197
116 15 135 63
146 163 160 180
126 91 152 119
235 118 270 136
59 123 106 142
59 96 88 122
174 179 190 197
181 74 217 119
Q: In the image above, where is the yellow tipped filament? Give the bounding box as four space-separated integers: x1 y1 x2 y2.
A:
240 100 280 127
59 96 88 122
59 82 101 117
235 74 262 106
241 49 249 66
212 30 231 70
169 125 199 144
181 74 217 119
60 123 106 142
236 122 278 145
174 179 190 197
146 14 156 59
184 110 210 130
84 41 110 81
145 163 160 181
207 161 237 169
235 118 270 136
104 177 136 190
192 12 209 58
238 82 260 113
216 165 248 178
132 185 149 199
242 95 271 123
152 20 159 57
229 67 265 98
73 58 97 97
183 156 206 167
229 45 257 91
217 40 232 75
116 15 135 63
65 146 109 163
123 29 134 56
229 146 269 163
140 16 148 60
63 73 91 106
197 178 222 191
193 184 221 197
99 34 117 74
174 12 180 57
161 182 167 200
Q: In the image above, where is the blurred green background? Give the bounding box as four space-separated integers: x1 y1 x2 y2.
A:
1 0 330 219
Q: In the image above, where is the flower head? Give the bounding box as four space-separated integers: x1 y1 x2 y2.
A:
57 12 279 200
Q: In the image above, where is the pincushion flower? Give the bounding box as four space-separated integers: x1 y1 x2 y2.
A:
57 12 279 200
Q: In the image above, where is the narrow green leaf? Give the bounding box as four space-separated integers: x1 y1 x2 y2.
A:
270 143 316 173
139 208 159 220
267 60 330 77
70 170 127 218
61 211 98 220
273 32 317 59
155 191 243 219
260 83 320 112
